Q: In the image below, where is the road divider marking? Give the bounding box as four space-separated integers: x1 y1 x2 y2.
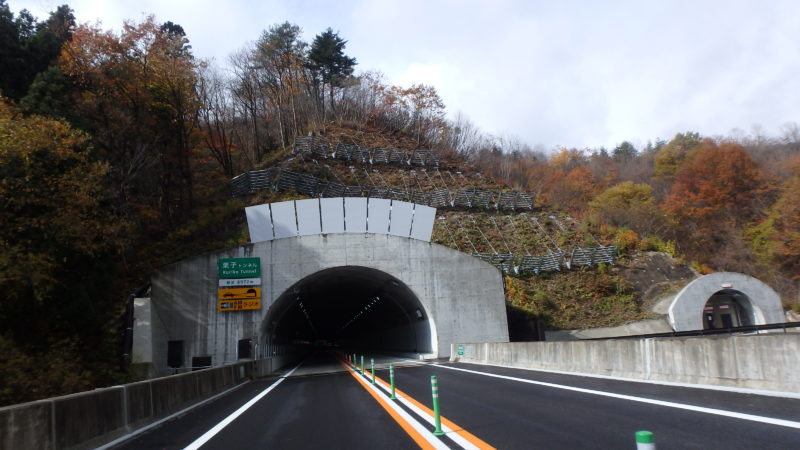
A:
437 364 800 430
182 362 303 450
358 363 495 450
339 361 448 450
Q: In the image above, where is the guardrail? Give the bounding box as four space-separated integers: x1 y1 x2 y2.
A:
0 355 299 450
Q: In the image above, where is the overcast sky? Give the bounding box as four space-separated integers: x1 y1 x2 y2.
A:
11 0 800 150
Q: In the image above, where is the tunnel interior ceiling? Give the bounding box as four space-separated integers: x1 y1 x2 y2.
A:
268 266 431 352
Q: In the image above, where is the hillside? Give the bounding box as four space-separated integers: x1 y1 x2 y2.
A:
230 122 699 332
2 5 797 406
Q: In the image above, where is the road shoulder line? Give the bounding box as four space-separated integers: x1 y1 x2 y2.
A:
182 362 303 450
451 361 800 399
437 364 800 430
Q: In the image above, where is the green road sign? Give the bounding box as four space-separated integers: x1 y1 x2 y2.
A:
218 257 261 279
457 344 464 356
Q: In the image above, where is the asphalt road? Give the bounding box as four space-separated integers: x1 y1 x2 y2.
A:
113 352 800 449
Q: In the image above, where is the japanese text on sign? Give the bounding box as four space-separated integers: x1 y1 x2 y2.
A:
218 257 261 279
217 299 261 311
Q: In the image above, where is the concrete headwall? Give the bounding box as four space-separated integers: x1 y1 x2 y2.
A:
150 233 508 373
669 272 784 331
0 356 296 450
452 334 800 392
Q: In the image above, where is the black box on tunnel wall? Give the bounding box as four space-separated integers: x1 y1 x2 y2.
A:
167 340 184 368
238 339 253 359
192 356 212 370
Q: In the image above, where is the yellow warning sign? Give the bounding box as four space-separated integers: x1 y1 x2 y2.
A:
217 287 261 300
217 299 261 311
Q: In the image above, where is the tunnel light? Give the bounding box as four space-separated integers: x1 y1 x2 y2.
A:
341 296 383 331
721 283 732 288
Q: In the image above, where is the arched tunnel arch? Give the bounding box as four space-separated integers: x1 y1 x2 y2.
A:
669 272 784 331
263 266 434 353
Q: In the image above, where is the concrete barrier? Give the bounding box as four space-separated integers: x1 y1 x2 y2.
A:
452 333 800 392
0 356 297 450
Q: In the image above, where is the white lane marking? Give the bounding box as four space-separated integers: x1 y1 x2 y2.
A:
343 363 451 450
96 382 248 450
452 360 800 400
183 362 303 450
369 369 479 450
437 364 800 430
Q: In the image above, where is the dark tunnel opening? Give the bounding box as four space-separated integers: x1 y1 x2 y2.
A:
262 266 433 354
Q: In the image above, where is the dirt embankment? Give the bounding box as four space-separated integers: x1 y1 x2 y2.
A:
617 251 697 311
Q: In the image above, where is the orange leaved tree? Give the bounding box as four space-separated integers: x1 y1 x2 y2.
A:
663 140 773 255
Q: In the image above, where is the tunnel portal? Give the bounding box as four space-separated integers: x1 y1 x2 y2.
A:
669 272 785 331
144 232 509 375
265 266 432 353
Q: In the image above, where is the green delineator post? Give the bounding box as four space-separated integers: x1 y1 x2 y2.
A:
360 355 364 375
635 431 655 449
431 376 444 436
389 364 397 399
352 353 356 367
371 358 375 384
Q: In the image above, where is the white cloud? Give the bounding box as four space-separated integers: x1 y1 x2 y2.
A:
10 0 800 150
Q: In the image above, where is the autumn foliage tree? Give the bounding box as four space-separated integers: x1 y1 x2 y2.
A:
589 181 666 236
542 165 598 214
0 101 126 404
59 16 201 226
663 140 773 256
749 157 800 278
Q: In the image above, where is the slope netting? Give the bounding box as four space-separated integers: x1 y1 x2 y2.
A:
229 167 534 211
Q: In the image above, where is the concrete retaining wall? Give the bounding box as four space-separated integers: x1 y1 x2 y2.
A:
452 333 800 392
0 355 297 450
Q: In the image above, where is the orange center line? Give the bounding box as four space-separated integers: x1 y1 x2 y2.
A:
361 365 496 450
338 360 435 450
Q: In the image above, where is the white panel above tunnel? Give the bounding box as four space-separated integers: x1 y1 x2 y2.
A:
345 197 368 233
389 201 413 238
271 201 298 239
320 198 345 234
246 198 435 243
296 199 321 236
245 204 274 243
368 198 391 234
410 205 436 241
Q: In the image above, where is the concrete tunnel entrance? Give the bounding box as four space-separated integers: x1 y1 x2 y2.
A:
262 266 434 354
702 289 755 330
